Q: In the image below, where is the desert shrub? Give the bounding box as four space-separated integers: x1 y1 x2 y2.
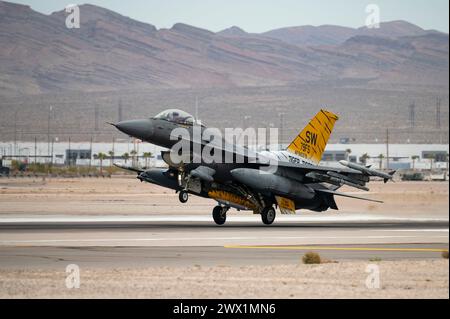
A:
302 252 321 264
26 163 49 173
442 251 449 259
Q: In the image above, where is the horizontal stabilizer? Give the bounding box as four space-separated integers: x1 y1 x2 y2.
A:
316 189 383 203
385 170 397 183
113 163 144 174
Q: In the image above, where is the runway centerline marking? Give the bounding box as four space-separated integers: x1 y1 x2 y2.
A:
224 245 449 253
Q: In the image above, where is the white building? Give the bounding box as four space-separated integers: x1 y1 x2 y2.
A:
322 144 449 169
0 142 448 170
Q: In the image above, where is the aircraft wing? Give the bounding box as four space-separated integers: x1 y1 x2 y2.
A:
176 135 261 159
261 160 371 191
176 135 361 175
173 135 371 192
268 160 362 175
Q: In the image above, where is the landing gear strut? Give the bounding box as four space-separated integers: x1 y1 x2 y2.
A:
212 206 228 225
261 206 276 225
178 190 189 203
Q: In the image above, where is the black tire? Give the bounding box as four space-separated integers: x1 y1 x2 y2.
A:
212 206 227 225
261 206 276 225
179 190 189 203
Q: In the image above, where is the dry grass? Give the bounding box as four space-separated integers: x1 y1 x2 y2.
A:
302 252 322 264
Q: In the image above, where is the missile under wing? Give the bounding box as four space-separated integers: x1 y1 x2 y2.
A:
339 160 396 183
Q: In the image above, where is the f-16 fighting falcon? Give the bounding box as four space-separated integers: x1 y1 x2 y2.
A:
112 109 395 225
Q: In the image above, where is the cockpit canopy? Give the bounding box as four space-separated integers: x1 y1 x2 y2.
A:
153 109 198 125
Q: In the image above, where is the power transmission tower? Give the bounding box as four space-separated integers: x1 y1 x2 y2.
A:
47 106 53 161
195 96 199 122
409 102 415 129
94 105 99 131
34 136 37 164
386 128 390 170
13 110 17 159
89 136 93 169
279 113 285 147
436 97 441 129
118 100 123 123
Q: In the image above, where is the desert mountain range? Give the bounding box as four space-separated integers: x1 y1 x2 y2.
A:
0 1 448 97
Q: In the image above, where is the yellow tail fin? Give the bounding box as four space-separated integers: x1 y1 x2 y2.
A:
287 109 339 165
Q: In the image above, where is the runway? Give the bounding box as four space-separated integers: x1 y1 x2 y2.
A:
0 215 447 268
0 244 448 269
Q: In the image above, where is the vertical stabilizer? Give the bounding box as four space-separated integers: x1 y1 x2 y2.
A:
286 109 339 164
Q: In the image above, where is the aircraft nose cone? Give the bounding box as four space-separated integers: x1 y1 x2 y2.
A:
115 119 153 140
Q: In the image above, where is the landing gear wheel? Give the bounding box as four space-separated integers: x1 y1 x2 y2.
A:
261 206 276 225
179 190 189 203
212 206 227 225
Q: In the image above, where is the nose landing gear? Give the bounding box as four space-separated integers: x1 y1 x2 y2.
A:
178 190 189 203
212 205 229 225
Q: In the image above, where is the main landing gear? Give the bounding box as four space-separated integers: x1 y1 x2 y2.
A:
212 205 276 226
261 206 276 225
212 206 229 225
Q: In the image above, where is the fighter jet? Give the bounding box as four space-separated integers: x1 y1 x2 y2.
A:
113 109 394 225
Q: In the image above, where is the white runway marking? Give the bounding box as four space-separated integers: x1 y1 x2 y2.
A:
0 215 448 224
1 235 448 245
369 229 449 232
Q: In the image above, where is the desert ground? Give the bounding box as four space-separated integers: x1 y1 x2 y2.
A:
1 261 448 299
0 176 448 218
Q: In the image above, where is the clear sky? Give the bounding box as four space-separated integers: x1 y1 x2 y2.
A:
6 0 449 33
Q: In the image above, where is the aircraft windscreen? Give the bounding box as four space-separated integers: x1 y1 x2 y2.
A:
153 109 195 125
